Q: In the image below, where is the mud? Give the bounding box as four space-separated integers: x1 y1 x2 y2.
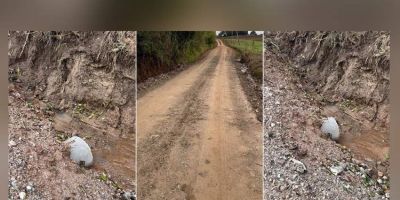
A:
137 40 262 199
322 105 389 162
54 112 135 189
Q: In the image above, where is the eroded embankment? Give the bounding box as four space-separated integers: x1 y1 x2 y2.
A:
264 31 390 199
264 31 390 162
8 31 136 199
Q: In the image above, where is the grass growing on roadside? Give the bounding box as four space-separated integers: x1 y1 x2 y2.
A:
222 38 263 81
223 39 262 54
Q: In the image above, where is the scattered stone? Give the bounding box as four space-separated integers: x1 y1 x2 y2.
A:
290 158 307 174
378 171 384 177
19 191 26 199
330 162 347 176
9 140 17 147
122 191 136 200
10 177 17 187
26 185 33 192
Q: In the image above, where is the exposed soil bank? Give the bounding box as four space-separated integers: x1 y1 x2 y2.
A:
265 31 389 129
8 31 136 199
264 31 390 199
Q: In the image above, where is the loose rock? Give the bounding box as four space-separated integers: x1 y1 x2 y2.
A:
9 140 17 147
19 191 26 199
330 162 347 176
290 158 307 174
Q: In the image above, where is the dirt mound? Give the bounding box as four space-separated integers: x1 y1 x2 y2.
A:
265 31 389 128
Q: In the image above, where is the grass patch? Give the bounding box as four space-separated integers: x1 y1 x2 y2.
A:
222 38 262 82
223 39 262 54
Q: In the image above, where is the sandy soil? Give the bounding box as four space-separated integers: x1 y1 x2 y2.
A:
137 40 262 199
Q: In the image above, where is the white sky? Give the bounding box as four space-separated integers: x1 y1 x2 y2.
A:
215 31 264 35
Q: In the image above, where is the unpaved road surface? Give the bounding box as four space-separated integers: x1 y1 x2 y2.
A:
137 40 262 200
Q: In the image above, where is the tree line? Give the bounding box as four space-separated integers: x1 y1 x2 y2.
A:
137 31 216 82
218 31 258 37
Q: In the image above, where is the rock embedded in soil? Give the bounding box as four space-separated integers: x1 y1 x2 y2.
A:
122 191 136 200
19 191 26 199
330 162 347 176
290 158 307 174
9 140 17 147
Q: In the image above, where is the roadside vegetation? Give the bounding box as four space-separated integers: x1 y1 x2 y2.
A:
220 33 263 82
223 38 262 54
137 31 217 82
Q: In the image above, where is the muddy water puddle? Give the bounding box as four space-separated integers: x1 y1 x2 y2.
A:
54 113 135 189
322 105 389 162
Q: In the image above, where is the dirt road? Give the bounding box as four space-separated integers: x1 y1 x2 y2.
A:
137 40 262 200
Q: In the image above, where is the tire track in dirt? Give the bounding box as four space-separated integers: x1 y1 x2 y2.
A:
138 40 262 200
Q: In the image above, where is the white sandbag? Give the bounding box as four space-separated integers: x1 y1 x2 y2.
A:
321 117 340 141
64 136 93 167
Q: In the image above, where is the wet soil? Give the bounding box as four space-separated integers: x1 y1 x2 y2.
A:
322 105 389 162
54 112 135 189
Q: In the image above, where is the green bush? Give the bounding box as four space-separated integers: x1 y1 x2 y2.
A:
137 31 217 82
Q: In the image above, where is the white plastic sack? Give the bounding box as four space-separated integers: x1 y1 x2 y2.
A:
64 136 93 167
321 117 340 141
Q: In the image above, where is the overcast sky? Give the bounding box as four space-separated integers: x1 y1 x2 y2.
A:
215 31 264 35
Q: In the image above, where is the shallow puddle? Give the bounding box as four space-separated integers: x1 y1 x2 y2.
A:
54 113 135 189
338 129 389 161
322 105 389 162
